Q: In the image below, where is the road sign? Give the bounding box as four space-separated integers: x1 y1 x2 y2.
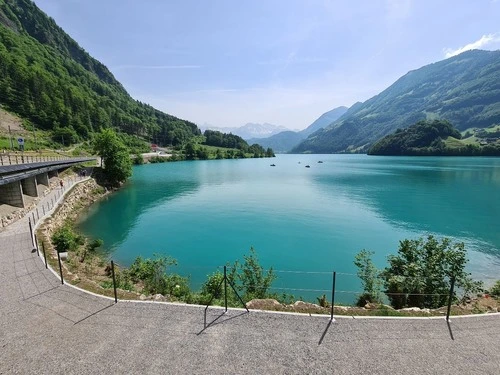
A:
17 137 24 145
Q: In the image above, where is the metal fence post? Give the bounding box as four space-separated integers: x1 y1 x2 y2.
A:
42 241 48 269
34 234 39 256
28 218 34 246
330 271 336 321
32 211 35 223
111 260 118 303
57 251 64 285
446 276 456 321
42 205 45 216
224 265 228 312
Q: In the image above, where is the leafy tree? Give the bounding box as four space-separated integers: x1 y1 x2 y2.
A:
381 236 482 309
237 247 276 300
201 271 224 299
354 249 382 306
93 128 132 187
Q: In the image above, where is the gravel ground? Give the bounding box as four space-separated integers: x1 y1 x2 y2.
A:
1 185 499 374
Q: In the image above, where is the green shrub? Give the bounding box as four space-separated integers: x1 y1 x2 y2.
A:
490 280 500 298
51 224 83 253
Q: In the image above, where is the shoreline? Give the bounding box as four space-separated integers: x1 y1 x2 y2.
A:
21 172 498 317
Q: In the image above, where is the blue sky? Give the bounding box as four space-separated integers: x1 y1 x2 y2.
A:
35 0 500 130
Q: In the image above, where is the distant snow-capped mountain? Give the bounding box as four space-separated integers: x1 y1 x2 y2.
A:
200 122 290 140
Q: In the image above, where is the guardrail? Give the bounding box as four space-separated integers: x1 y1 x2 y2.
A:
0 153 71 166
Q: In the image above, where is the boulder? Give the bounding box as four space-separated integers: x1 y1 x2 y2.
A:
154 294 165 302
246 299 282 310
139 294 148 301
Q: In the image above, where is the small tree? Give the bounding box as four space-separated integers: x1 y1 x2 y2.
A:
354 249 382 306
381 236 482 309
238 247 276 300
93 128 132 187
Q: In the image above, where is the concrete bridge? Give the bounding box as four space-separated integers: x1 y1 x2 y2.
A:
0 157 95 208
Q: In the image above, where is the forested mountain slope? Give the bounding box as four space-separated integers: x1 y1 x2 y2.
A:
293 50 500 153
0 0 200 146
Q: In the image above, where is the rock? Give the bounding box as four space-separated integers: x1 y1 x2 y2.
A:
139 294 148 301
334 306 349 312
293 300 322 311
154 294 165 302
364 303 379 310
382 304 395 310
246 299 282 310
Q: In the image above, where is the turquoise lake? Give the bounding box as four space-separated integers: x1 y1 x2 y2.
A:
78 155 500 302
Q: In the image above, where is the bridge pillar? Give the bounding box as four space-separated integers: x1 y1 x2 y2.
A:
21 176 38 197
0 181 25 208
48 170 59 178
38 172 49 186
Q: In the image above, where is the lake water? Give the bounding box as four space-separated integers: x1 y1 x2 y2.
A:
78 155 500 302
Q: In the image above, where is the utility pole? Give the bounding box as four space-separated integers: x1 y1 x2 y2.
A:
8 125 14 150
32 123 38 152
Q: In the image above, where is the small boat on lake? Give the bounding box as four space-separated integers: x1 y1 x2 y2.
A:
270 164 276 167
318 161 323 163
305 165 310 168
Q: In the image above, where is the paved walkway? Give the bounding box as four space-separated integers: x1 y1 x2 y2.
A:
0 179 499 374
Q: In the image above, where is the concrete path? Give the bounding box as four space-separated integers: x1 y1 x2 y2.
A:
0 179 499 374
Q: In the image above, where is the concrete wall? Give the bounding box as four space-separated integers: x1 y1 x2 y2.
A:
0 181 25 208
38 172 49 186
48 170 58 178
20 176 38 197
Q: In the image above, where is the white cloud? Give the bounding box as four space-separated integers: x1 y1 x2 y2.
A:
444 33 500 58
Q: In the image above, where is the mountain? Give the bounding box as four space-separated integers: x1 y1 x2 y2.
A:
248 106 348 152
293 50 500 153
301 106 349 137
368 119 500 156
0 0 200 146
201 122 289 140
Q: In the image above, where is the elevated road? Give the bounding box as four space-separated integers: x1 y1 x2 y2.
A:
0 157 95 208
0 157 95 185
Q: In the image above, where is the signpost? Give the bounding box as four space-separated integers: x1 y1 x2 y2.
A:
17 137 24 151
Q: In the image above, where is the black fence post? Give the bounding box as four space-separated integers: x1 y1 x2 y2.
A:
42 241 48 269
32 211 35 224
28 218 34 247
42 205 45 216
330 271 336 321
224 265 228 312
34 234 39 257
57 251 64 285
37 208 40 221
111 260 118 303
446 276 456 321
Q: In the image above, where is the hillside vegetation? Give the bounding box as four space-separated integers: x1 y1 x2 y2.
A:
368 119 500 156
0 0 200 146
294 50 500 153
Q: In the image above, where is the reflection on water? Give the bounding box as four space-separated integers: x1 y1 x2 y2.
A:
313 157 500 256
